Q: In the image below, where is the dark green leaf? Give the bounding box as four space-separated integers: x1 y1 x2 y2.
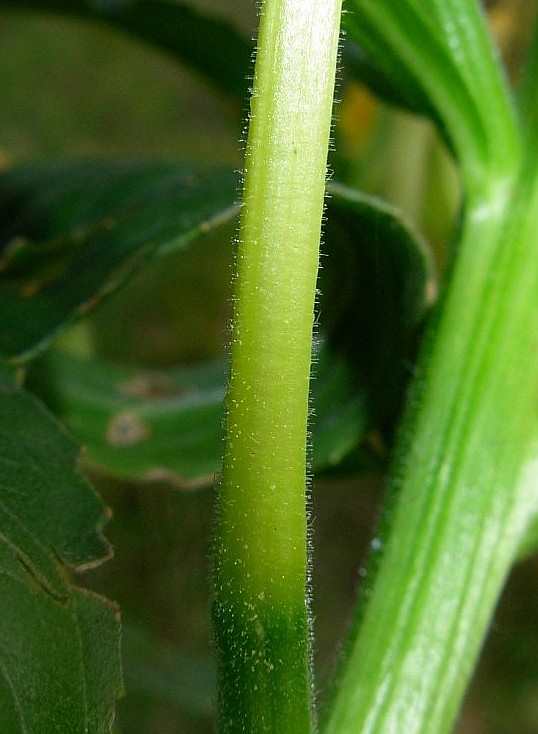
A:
0 159 239 361
122 620 215 717
311 334 370 470
341 36 440 124
0 359 122 732
321 181 434 436
0 0 252 102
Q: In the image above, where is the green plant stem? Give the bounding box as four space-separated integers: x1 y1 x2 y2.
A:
213 1 342 731
345 0 519 190
321 163 538 732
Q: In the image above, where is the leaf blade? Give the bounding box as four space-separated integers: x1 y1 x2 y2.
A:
0 160 239 361
0 359 122 732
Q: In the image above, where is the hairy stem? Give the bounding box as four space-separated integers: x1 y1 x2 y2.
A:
213 1 342 731
322 165 538 733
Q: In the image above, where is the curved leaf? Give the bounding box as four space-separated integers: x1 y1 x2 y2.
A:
0 359 122 732
321 181 434 436
0 0 252 103
0 159 239 361
30 350 227 489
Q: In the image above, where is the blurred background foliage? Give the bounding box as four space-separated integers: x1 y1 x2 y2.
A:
0 1 537 732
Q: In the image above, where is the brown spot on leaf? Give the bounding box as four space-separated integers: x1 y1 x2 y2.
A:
106 411 149 447
118 373 183 400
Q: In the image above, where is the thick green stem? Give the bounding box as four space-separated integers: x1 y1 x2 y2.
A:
321 165 538 732
213 1 342 731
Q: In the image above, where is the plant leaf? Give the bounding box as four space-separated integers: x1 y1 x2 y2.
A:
29 350 227 489
0 0 252 102
340 36 438 122
0 159 239 362
0 358 122 732
321 181 434 437
27 182 432 483
122 619 215 718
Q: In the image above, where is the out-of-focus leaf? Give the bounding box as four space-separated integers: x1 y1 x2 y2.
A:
29 350 227 489
341 37 438 123
27 182 432 483
321 181 434 435
122 620 215 718
0 358 122 732
0 160 239 361
0 0 252 102
311 334 370 470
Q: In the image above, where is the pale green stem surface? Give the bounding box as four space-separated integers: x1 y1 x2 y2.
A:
321 164 538 733
213 0 342 731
